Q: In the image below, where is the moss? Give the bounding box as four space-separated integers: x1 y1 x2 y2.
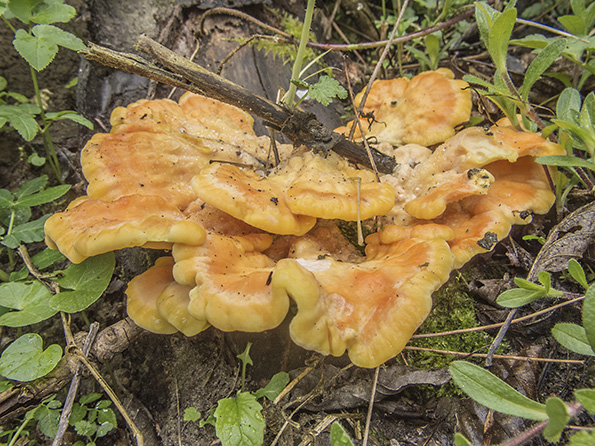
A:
400 272 496 396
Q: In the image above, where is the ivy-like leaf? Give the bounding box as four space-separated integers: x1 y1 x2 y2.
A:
449 361 547 421
575 389 595 414
330 422 354 446
543 397 569 442
252 372 290 401
214 392 264 446
582 284 595 349
307 76 347 106
13 28 58 71
0 333 62 382
0 280 57 326
50 252 115 313
552 323 595 356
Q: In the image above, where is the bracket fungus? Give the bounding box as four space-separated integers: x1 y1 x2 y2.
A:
45 72 564 368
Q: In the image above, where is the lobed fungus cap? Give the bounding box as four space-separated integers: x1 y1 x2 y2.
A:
336 68 472 146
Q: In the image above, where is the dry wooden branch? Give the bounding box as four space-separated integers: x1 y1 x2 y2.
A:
80 37 397 174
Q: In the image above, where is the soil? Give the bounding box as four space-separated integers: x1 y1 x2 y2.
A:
1 1 594 446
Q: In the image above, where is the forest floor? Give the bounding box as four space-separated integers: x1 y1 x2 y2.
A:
0 1 594 445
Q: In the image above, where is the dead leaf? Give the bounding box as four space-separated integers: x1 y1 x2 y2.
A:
528 201 595 280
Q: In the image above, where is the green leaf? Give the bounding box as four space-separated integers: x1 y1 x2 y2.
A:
537 155 595 171
1 234 20 249
569 430 595 445
96 408 116 430
307 76 347 106
31 1 76 24
31 24 86 51
575 389 595 414
33 403 62 438
11 214 50 244
69 403 88 426
96 421 115 437
0 188 14 207
488 8 517 73
557 88 582 122
520 39 566 101
7 0 39 24
568 259 589 290
74 420 96 437
474 2 498 47
17 184 70 206
0 104 40 140
449 361 548 421
552 323 595 356
28 152 46 166
0 333 62 381
13 28 58 71
330 421 354 446
543 397 569 442
15 175 47 198
45 110 93 129
0 280 57 326
497 288 544 308
184 406 201 422
454 433 473 446
214 392 264 446
558 15 586 35
582 284 595 349
252 372 290 401
50 252 115 312
237 342 253 369
79 393 102 406
32 248 64 270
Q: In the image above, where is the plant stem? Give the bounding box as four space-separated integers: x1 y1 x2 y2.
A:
285 0 316 107
8 417 30 446
29 66 62 182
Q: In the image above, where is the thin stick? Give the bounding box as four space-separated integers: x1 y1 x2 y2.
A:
70 349 144 446
404 346 584 364
52 323 100 446
410 295 585 339
199 5 476 52
362 366 379 446
485 308 516 367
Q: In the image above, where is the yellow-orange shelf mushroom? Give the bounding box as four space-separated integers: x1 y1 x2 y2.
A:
43 80 565 368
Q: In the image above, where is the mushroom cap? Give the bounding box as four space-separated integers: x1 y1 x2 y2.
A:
192 162 317 236
336 69 471 146
272 228 454 368
284 152 396 220
379 122 565 268
44 195 206 264
126 257 179 335
172 232 289 332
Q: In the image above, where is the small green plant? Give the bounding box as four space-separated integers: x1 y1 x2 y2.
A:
330 421 355 446
0 174 70 271
464 1 567 129
70 393 118 446
189 343 289 446
0 0 92 180
451 260 595 444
